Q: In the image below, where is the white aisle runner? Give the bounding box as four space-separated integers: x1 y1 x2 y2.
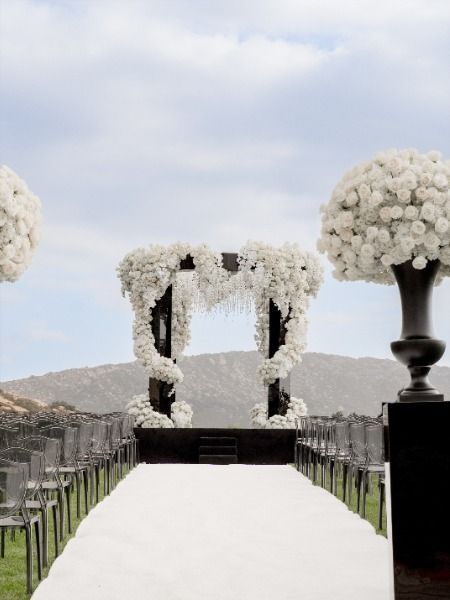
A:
32 465 389 600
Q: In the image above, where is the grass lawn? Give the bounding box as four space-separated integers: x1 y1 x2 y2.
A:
309 467 387 536
0 468 126 600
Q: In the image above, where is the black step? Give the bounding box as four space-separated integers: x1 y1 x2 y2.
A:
199 455 238 465
199 445 237 456
199 436 237 447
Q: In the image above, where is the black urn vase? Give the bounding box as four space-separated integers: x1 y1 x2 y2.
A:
390 259 446 401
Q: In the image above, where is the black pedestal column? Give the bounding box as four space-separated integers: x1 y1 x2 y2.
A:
384 401 450 599
386 259 449 598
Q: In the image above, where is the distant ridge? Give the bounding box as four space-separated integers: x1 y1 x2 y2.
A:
2 351 450 427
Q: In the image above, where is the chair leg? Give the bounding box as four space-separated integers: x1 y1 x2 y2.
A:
348 465 353 505
361 470 368 518
65 484 73 534
34 519 43 581
58 487 65 542
41 508 49 568
95 464 100 504
356 468 363 513
1 528 5 558
378 479 385 530
83 470 89 514
25 524 33 594
342 464 348 503
90 464 95 506
75 472 81 518
52 504 59 558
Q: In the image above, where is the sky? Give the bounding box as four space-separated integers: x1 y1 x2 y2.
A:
1 0 450 381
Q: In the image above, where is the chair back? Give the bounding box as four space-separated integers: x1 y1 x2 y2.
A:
19 436 61 477
0 426 20 449
349 423 366 462
0 457 28 518
0 447 45 500
366 424 384 465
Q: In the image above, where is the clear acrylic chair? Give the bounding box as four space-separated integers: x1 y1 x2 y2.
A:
39 425 77 540
362 424 385 529
0 448 44 593
19 436 61 566
348 423 367 512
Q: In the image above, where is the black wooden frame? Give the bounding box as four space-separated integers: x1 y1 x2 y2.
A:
149 252 290 418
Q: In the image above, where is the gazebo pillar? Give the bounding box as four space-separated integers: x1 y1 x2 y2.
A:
148 284 174 417
267 300 290 417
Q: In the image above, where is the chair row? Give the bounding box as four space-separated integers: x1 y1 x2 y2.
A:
0 411 138 594
295 416 385 530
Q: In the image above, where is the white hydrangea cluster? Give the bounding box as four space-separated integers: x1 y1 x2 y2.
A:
318 149 450 283
250 396 308 429
0 165 42 282
125 394 194 428
239 242 324 385
171 400 193 428
118 243 224 385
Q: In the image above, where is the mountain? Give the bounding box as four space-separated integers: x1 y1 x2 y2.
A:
2 352 449 427
0 388 74 414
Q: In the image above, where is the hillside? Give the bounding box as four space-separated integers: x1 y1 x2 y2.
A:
2 352 450 427
0 388 74 414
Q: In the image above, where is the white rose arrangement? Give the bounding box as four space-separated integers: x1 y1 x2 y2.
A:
0 165 42 282
126 395 194 428
119 242 323 427
250 396 308 429
318 149 450 283
239 241 323 385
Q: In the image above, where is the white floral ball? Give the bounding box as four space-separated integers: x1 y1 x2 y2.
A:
0 166 42 282
318 149 450 284
126 394 193 428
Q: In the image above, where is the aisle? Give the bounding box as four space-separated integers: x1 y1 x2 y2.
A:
32 465 390 600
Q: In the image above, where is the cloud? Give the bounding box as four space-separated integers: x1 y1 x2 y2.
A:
0 0 449 377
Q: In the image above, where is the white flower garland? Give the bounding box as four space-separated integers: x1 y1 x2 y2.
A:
239 241 323 385
118 243 225 386
126 395 193 428
250 396 308 429
0 166 42 282
318 149 450 283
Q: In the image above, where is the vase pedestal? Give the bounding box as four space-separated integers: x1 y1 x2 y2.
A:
384 401 450 599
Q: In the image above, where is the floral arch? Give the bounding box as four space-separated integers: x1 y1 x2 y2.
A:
118 242 323 427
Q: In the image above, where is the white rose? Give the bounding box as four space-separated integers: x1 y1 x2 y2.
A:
415 187 428 201
411 220 426 235
360 243 375 258
379 206 392 222
420 172 433 186
391 206 404 219
381 254 394 267
434 174 448 189
435 217 449 234
351 235 363 251
397 189 411 203
344 191 358 206
340 211 354 228
368 191 384 207
412 256 427 270
400 237 415 253
427 150 442 162
421 202 435 222
424 232 440 250
358 184 371 200
366 226 378 241
404 206 419 220
377 229 390 244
